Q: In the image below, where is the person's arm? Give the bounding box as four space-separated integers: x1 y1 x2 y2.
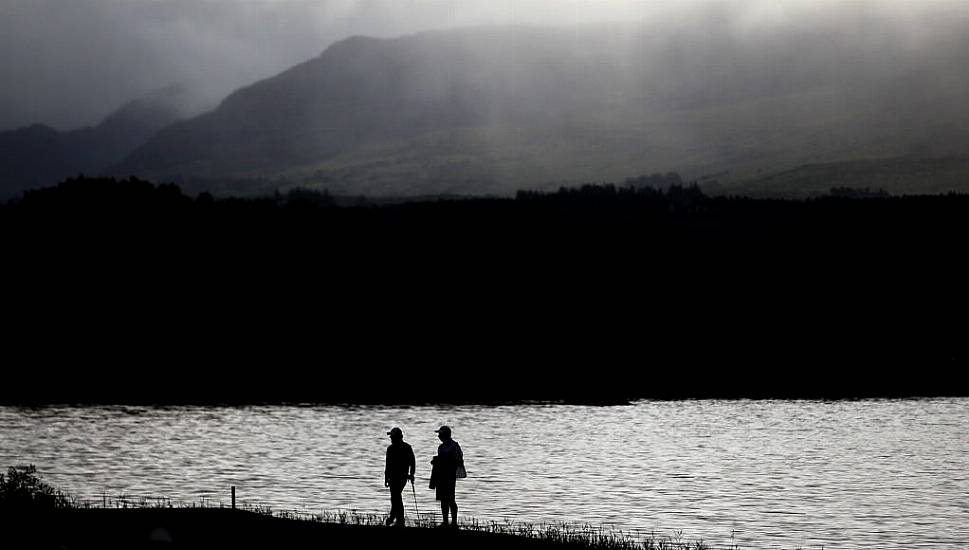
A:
407 445 416 482
454 442 466 478
385 447 391 487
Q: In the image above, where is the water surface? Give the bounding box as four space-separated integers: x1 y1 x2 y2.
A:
1 399 966 549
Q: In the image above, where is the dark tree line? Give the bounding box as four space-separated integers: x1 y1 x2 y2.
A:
2 175 967 403
5 174 969 269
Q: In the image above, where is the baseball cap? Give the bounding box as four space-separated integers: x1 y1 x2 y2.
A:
435 425 451 436
387 427 403 437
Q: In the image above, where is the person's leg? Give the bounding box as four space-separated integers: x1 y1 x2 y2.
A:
440 500 449 526
449 498 458 527
385 488 395 526
390 484 404 525
394 491 403 525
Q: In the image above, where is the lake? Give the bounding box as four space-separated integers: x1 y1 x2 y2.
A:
1 399 966 549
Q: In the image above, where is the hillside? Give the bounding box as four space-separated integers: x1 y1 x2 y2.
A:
0 86 193 197
113 21 969 196
710 156 969 198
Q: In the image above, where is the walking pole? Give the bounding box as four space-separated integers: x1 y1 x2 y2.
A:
410 478 420 523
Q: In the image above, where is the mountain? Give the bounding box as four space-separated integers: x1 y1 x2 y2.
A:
0 85 197 198
113 20 969 197
710 157 969 199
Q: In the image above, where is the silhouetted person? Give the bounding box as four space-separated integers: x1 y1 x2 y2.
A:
384 427 415 527
429 425 464 528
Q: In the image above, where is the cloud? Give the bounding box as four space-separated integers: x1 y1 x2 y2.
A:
0 0 963 130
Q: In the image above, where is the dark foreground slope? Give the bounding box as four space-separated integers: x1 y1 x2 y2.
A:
2 177 966 402
7 508 597 550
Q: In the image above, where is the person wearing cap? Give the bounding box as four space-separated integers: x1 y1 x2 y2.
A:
384 427 415 527
430 425 463 528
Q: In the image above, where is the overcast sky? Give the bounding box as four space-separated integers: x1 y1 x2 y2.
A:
1 0 964 131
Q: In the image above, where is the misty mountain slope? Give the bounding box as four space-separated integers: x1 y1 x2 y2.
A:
115 21 969 196
0 86 195 198
715 156 969 198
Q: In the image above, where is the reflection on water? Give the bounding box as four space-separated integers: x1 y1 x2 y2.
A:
1 399 967 549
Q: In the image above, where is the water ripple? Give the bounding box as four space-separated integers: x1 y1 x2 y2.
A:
1 399 967 549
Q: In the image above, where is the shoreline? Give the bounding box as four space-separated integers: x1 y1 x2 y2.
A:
6 507 712 550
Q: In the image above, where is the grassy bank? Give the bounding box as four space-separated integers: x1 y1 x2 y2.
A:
6 507 714 550
2 466 712 550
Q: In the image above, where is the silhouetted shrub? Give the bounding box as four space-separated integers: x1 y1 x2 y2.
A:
0 465 71 510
